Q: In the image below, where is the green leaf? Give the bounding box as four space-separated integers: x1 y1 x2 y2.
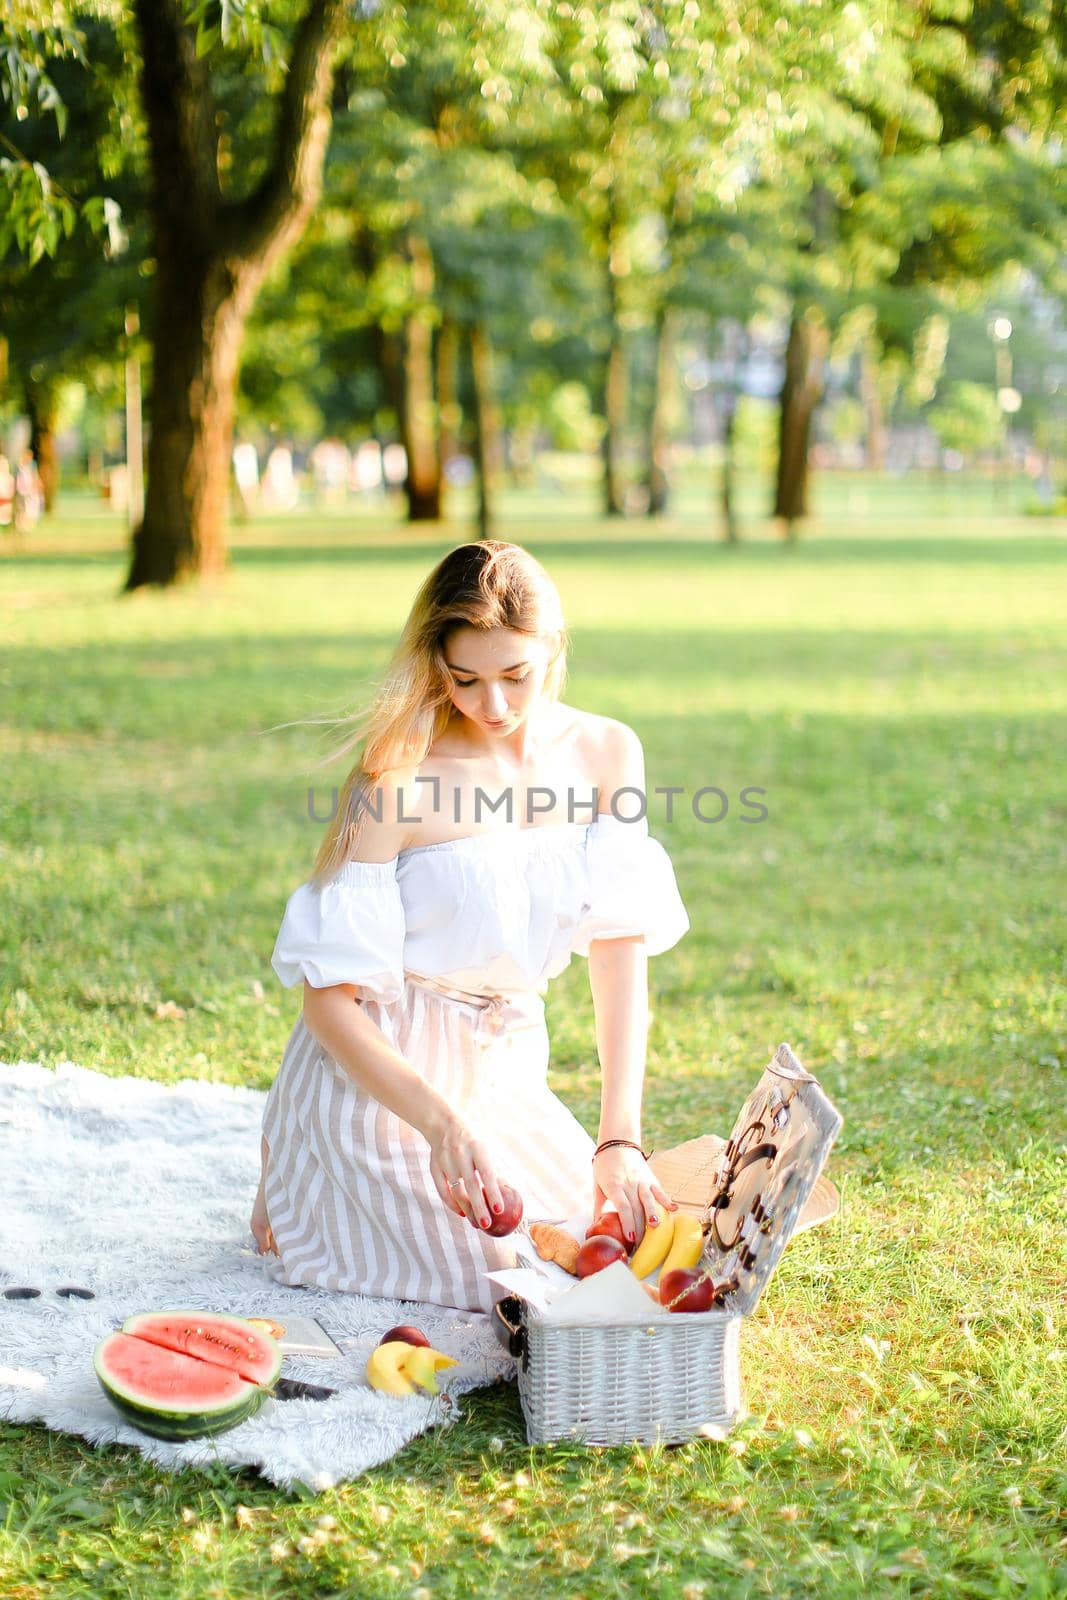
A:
195 22 221 59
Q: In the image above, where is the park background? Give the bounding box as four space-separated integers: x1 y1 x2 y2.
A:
1 2 1065 1597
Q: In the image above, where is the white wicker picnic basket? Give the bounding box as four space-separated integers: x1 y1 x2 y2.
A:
504 1043 842 1447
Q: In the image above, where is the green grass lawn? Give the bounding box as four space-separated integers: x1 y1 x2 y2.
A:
1 486 1064 1599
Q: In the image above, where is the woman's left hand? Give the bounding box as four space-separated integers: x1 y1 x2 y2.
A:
592 1147 677 1247
251 1175 279 1258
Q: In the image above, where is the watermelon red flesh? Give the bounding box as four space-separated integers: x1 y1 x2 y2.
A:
96 1333 255 1414
94 1332 267 1441
119 1310 282 1388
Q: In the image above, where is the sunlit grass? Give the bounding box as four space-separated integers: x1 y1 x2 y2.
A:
1 496 1064 1598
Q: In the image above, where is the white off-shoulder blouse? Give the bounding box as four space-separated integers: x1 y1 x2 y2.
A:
270 813 690 1001
261 814 690 1312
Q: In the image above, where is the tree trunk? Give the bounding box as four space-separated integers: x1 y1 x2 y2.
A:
470 321 503 539
436 315 460 484
646 306 674 516
860 332 887 471
601 184 626 518
124 305 145 528
375 319 442 521
358 223 443 519
124 0 346 590
720 390 739 544
774 309 829 537
127 258 255 585
397 236 441 522
717 320 746 543
507 422 537 487
25 382 59 513
400 320 441 521
602 309 626 518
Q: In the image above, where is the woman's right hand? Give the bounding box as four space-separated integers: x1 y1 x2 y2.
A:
427 1111 507 1231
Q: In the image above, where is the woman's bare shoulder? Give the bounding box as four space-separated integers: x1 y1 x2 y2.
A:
525 700 619 755
557 709 645 808
565 706 643 764
347 765 422 862
562 704 625 739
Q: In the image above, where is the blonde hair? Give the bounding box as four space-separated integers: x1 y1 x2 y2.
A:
308 540 568 887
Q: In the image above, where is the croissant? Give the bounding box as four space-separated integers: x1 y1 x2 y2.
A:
529 1222 580 1275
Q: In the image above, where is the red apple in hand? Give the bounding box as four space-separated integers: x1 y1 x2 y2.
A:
479 1182 524 1237
378 1325 430 1347
576 1236 629 1277
585 1211 632 1256
659 1268 721 1313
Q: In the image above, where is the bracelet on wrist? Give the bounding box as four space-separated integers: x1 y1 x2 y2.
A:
592 1137 650 1163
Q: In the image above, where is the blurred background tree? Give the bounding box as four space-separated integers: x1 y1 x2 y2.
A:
3 0 1064 584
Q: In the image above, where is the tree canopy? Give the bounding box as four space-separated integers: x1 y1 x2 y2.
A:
3 0 1064 577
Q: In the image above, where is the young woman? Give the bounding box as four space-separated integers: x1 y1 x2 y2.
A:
251 540 690 1313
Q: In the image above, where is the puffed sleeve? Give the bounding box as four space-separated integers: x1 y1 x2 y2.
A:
571 814 690 958
270 858 406 1002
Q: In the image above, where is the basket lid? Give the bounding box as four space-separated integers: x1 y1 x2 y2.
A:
648 1043 843 1316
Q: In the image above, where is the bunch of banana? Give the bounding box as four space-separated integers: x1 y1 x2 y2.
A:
629 1207 705 1279
365 1340 459 1396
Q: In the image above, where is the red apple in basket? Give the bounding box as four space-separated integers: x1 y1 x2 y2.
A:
659 1268 720 1314
378 1325 431 1348
585 1211 632 1256
478 1182 524 1237
576 1236 629 1278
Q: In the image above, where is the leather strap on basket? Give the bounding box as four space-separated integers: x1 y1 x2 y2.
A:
709 1138 779 1252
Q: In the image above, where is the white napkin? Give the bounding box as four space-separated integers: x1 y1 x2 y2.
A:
483 1267 558 1316
539 1259 668 1323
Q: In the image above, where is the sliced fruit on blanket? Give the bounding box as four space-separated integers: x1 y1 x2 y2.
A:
120 1310 282 1388
365 1340 458 1396
94 1331 270 1441
366 1340 418 1395
402 1346 458 1395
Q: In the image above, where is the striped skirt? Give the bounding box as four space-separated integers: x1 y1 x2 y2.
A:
259 975 596 1313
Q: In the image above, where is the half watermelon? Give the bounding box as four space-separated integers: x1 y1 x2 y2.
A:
120 1310 283 1386
94 1311 283 1440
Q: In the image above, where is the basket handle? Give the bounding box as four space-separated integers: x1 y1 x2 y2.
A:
707 1140 778 1250
491 1295 527 1365
714 1142 778 1188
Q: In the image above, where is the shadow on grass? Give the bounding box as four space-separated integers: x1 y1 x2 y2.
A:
211 532 1067 570
3 530 1066 577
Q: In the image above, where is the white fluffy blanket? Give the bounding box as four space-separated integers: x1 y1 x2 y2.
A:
0 1062 516 1491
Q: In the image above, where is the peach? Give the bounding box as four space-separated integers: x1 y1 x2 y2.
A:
378 1325 431 1348
576 1236 629 1277
480 1182 524 1237
659 1268 721 1314
585 1211 632 1255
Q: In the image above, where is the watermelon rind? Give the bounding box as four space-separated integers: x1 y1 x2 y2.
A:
94 1328 273 1441
119 1309 283 1389
99 1379 268 1441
